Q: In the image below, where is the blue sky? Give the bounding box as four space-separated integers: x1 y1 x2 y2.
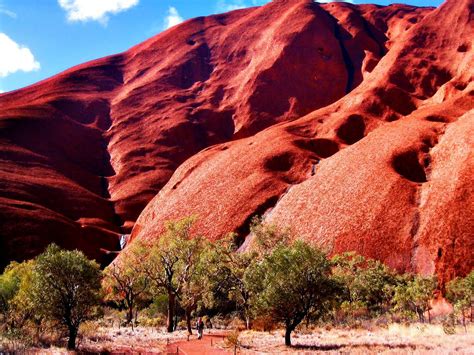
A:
0 0 443 93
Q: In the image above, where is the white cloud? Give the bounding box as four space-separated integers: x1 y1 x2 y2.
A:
58 0 139 25
0 33 40 78
0 6 17 18
164 6 184 29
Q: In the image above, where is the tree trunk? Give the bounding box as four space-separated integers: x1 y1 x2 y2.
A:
242 304 251 330
167 292 176 333
185 308 192 335
67 326 78 350
126 299 134 324
285 326 293 346
462 310 466 332
35 319 41 344
417 308 424 323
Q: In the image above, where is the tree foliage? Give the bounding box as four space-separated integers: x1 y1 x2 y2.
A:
391 274 436 323
331 252 397 317
30 244 102 349
2 216 470 350
250 216 291 257
250 241 336 346
0 262 24 325
201 234 258 329
141 216 206 333
0 260 39 340
446 271 474 327
102 241 149 326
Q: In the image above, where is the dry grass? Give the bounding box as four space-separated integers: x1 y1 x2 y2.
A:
237 324 474 354
78 326 189 353
2 323 473 353
0 326 189 353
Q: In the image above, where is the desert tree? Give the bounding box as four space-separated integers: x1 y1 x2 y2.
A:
249 241 336 346
446 271 474 329
102 241 150 326
0 261 25 328
331 252 397 317
391 274 436 323
202 233 258 330
141 216 205 333
175 237 211 334
30 244 102 350
202 218 292 330
0 260 42 342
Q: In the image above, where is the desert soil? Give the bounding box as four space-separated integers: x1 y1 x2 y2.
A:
75 324 474 354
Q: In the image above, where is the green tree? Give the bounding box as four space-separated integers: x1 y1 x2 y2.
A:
0 262 22 325
331 252 397 316
176 238 211 334
141 216 205 333
202 234 258 330
391 275 436 323
250 216 291 256
0 260 39 335
102 242 150 326
202 219 293 330
250 241 335 346
446 271 474 329
30 244 102 350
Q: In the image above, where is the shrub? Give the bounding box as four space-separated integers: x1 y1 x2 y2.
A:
225 329 241 349
446 271 474 329
249 241 337 346
391 275 437 323
252 315 278 332
30 244 103 349
102 242 150 326
331 252 397 317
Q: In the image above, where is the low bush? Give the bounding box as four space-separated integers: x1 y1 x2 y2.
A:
252 315 278 332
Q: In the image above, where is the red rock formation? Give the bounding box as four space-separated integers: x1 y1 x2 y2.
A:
127 0 474 284
1 0 472 283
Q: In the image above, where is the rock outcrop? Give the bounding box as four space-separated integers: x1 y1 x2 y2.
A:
128 0 474 284
0 0 472 282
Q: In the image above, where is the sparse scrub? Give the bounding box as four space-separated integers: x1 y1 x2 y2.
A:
391 275 437 323
102 242 150 326
446 271 474 330
30 244 103 349
0 217 472 352
331 252 398 320
248 241 337 346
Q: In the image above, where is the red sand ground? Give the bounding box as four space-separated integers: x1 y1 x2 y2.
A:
0 0 472 282
166 334 230 355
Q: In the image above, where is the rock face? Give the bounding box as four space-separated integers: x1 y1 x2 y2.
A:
0 0 472 281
